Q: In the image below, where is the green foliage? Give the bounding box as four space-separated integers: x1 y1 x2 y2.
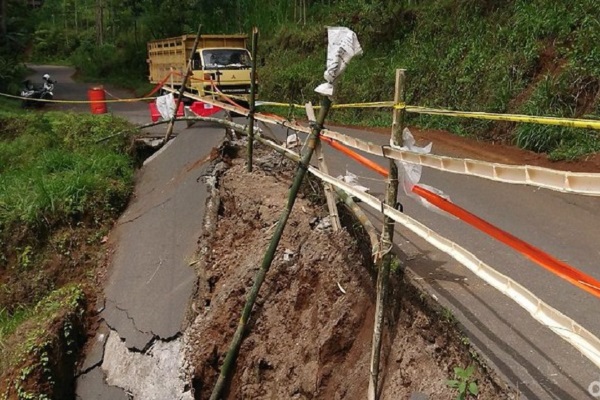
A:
447 365 479 400
0 112 135 242
70 39 148 87
255 0 600 160
11 0 599 160
0 57 27 95
0 306 31 353
31 28 82 62
0 110 132 396
0 0 34 92
0 285 86 398
513 72 600 158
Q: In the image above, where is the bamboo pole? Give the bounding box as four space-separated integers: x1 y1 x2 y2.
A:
315 140 341 231
209 97 332 400
164 24 202 142
368 68 405 400
247 27 259 172
138 116 247 131
306 102 341 232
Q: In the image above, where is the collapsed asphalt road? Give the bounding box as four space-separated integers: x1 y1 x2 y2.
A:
76 124 224 399
28 65 600 399
25 65 226 399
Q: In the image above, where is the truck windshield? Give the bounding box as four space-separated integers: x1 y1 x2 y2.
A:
202 49 251 69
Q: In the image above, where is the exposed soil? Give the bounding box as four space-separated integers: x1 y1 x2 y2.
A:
183 144 512 399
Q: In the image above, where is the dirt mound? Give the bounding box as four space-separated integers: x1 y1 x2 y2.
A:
183 145 511 399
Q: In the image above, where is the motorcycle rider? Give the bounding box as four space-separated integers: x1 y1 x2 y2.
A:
42 74 55 92
20 73 56 108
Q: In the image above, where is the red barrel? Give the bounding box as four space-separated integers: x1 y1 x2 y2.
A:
88 87 107 114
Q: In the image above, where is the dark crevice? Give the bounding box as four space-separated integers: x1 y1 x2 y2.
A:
77 359 103 377
107 300 152 336
118 197 172 225
102 302 156 353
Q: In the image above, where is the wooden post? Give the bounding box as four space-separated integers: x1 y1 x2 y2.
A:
164 24 202 142
247 27 259 172
368 68 405 400
391 69 405 146
209 97 333 400
306 102 341 232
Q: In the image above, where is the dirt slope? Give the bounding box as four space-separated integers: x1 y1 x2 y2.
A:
183 144 511 399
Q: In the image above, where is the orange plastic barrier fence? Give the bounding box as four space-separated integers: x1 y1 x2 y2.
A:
412 185 600 299
321 136 600 299
320 136 388 177
143 72 175 98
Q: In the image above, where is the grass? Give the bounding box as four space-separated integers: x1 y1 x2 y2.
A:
255 0 600 160
0 111 136 239
0 307 31 353
0 284 86 399
0 97 22 112
0 108 138 398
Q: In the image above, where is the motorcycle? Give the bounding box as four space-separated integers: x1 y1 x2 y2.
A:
20 74 56 108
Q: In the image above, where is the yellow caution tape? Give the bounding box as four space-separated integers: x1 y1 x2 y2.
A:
0 92 156 104
256 98 600 130
8 81 596 130
334 101 402 109
256 100 402 110
405 106 600 130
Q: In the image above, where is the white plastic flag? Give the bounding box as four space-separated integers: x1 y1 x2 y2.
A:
156 93 176 120
336 170 370 193
394 128 453 215
286 133 302 148
315 27 363 97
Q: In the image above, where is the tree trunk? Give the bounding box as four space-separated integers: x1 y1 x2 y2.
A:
0 0 7 44
95 0 104 45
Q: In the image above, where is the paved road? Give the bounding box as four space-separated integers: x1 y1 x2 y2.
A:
29 66 600 398
262 121 600 399
27 66 224 398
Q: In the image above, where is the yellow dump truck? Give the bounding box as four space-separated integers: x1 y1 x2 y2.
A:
147 34 254 100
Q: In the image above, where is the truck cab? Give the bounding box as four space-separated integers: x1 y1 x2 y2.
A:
147 34 256 103
193 47 253 99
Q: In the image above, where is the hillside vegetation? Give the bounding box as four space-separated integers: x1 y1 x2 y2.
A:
2 0 598 159
258 0 600 160
0 111 137 398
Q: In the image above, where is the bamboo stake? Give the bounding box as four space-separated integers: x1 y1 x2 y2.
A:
315 140 341 231
164 24 202 142
306 102 341 232
247 27 259 172
368 69 405 400
209 97 332 400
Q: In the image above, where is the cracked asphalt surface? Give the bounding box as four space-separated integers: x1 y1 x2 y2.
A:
31 65 600 399
26 65 225 399
102 124 220 351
